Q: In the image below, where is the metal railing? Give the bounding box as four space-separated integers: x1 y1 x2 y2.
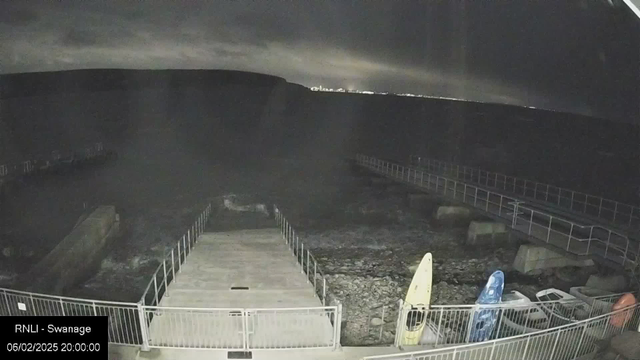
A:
141 203 213 307
143 305 340 350
273 205 343 348
0 142 107 179
362 301 640 360
1 287 143 346
409 155 640 232
356 154 638 268
394 293 626 348
138 205 342 350
273 205 334 307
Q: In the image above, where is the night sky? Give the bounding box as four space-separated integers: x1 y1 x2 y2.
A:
1 1 638 122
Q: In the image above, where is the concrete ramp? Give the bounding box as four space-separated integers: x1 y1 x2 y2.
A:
19 205 119 294
146 228 336 350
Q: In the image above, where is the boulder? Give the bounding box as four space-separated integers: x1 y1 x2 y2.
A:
585 274 628 293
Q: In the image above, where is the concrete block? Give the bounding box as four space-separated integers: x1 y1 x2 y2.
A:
435 206 471 220
467 221 508 245
585 274 628 293
20 205 120 294
513 244 594 274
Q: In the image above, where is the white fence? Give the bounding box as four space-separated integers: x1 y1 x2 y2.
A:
136 203 342 350
394 293 626 348
363 301 640 360
1 287 144 345
1 201 343 352
141 203 213 307
0 142 107 179
143 305 340 350
274 205 333 307
356 154 638 268
409 155 640 232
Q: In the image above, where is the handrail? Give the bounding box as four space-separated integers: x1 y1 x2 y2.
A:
1 286 138 307
140 203 213 306
273 205 334 308
356 154 637 268
409 155 640 232
0 142 107 179
362 302 640 360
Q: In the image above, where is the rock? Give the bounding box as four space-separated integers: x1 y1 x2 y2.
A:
585 274 627 292
435 206 471 220
370 317 384 326
2 247 13 257
467 221 508 245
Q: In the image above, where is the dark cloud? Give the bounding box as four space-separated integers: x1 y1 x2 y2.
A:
0 6 39 26
0 0 638 122
59 27 139 49
61 29 101 48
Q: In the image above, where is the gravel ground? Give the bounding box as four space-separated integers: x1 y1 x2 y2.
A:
278 175 596 346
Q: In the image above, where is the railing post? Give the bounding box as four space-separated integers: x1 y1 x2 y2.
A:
183 235 188 261
162 259 169 297
60 299 65 316
301 242 305 274
435 307 444 346
171 249 176 283
598 198 603 217
521 336 531 360
306 250 310 281
548 329 561 360
499 196 503 217
474 188 478 207
528 210 534 235
394 300 405 348
314 260 317 293
3 290 11 315
573 322 588 359
178 240 182 273
92 301 97 316
613 202 618 223
567 223 574 251
137 302 151 351
323 277 327 306
334 302 343 350
153 276 159 306
463 184 467 203
29 294 36 316
546 216 553 242
488 341 497 360
545 184 549 202
378 305 386 342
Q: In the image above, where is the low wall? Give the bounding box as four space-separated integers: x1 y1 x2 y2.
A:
513 244 594 274
467 221 508 245
19 205 120 294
